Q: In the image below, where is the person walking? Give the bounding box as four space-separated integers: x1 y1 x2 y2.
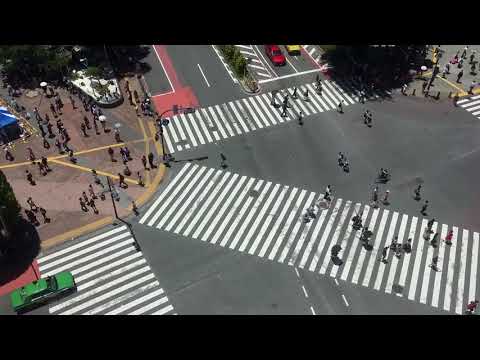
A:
469 80 477 94
444 229 454 245
281 102 288 117
25 170 35 186
120 147 126 162
88 184 97 200
292 87 298 99
5 148 14 161
337 101 344 113
429 256 440 272
297 111 304 126
37 161 47 176
421 200 429 215
89 198 99 214
461 46 469 59
141 155 148 170
118 173 128 189
91 169 104 188
108 147 116 162
382 190 390 205
50 103 57 117
93 118 100 135
414 184 422 200
430 232 439 247
123 164 132 176
470 50 476 64
303 88 309 101
381 246 389 263
132 200 139 216
41 157 50 172
114 128 121 143
82 191 89 204
427 218 435 233
403 238 413 253
41 136 50 149
79 197 89 212
54 138 63 154
68 150 77 163
83 116 91 130
80 123 88 137
148 152 155 168
39 207 50 223
27 147 36 162
27 197 38 212
47 122 54 138
124 147 132 161
137 171 144 186
220 153 227 169
456 69 464 83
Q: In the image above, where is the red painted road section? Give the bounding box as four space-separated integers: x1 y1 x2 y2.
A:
0 260 40 297
151 45 199 115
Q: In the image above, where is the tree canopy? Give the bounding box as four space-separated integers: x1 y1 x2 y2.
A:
0 45 72 87
0 170 21 230
322 45 429 92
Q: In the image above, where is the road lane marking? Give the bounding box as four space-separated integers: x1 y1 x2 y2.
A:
152 45 175 92
341 294 349 307
258 68 323 84
197 63 211 87
310 306 316 315
254 45 278 78
444 226 459 312
285 57 299 73
301 285 309 298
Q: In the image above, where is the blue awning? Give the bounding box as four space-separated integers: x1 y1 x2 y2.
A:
0 107 18 129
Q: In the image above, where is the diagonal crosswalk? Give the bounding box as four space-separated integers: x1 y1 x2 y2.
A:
37 226 176 315
457 94 480 121
139 163 480 314
161 80 389 154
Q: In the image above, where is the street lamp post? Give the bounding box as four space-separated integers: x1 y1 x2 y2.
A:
106 176 141 252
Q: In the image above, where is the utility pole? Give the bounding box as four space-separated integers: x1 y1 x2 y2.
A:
106 176 141 252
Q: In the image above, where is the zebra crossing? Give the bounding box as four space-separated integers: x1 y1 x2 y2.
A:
162 79 388 154
302 45 322 64
457 94 480 120
139 162 479 314
37 225 176 315
234 45 272 81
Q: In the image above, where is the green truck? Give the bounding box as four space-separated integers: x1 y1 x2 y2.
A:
10 271 77 314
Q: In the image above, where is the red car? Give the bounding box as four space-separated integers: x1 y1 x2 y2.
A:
264 45 286 66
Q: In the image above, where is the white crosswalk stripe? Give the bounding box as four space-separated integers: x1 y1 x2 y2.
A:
234 45 272 81
139 163 480 313
457 94 480 120
37 226 175 315
161 80 385 154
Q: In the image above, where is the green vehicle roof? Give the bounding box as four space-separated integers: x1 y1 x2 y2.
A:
10 271 75 310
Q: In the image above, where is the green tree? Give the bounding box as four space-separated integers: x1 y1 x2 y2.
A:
0 45 72 86
0 170 21 230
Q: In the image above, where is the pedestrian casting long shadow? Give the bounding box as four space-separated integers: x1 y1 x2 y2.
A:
0 218 41 286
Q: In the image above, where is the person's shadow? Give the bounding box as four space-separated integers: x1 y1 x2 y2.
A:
0 218 41 286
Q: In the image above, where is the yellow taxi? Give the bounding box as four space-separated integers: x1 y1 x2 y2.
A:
285 45 301 55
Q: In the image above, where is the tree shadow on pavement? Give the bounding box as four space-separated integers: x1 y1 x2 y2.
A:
0 218 41 286
322 45 429 102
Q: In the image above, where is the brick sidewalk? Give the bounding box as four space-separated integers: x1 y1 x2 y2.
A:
0 75 162 245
